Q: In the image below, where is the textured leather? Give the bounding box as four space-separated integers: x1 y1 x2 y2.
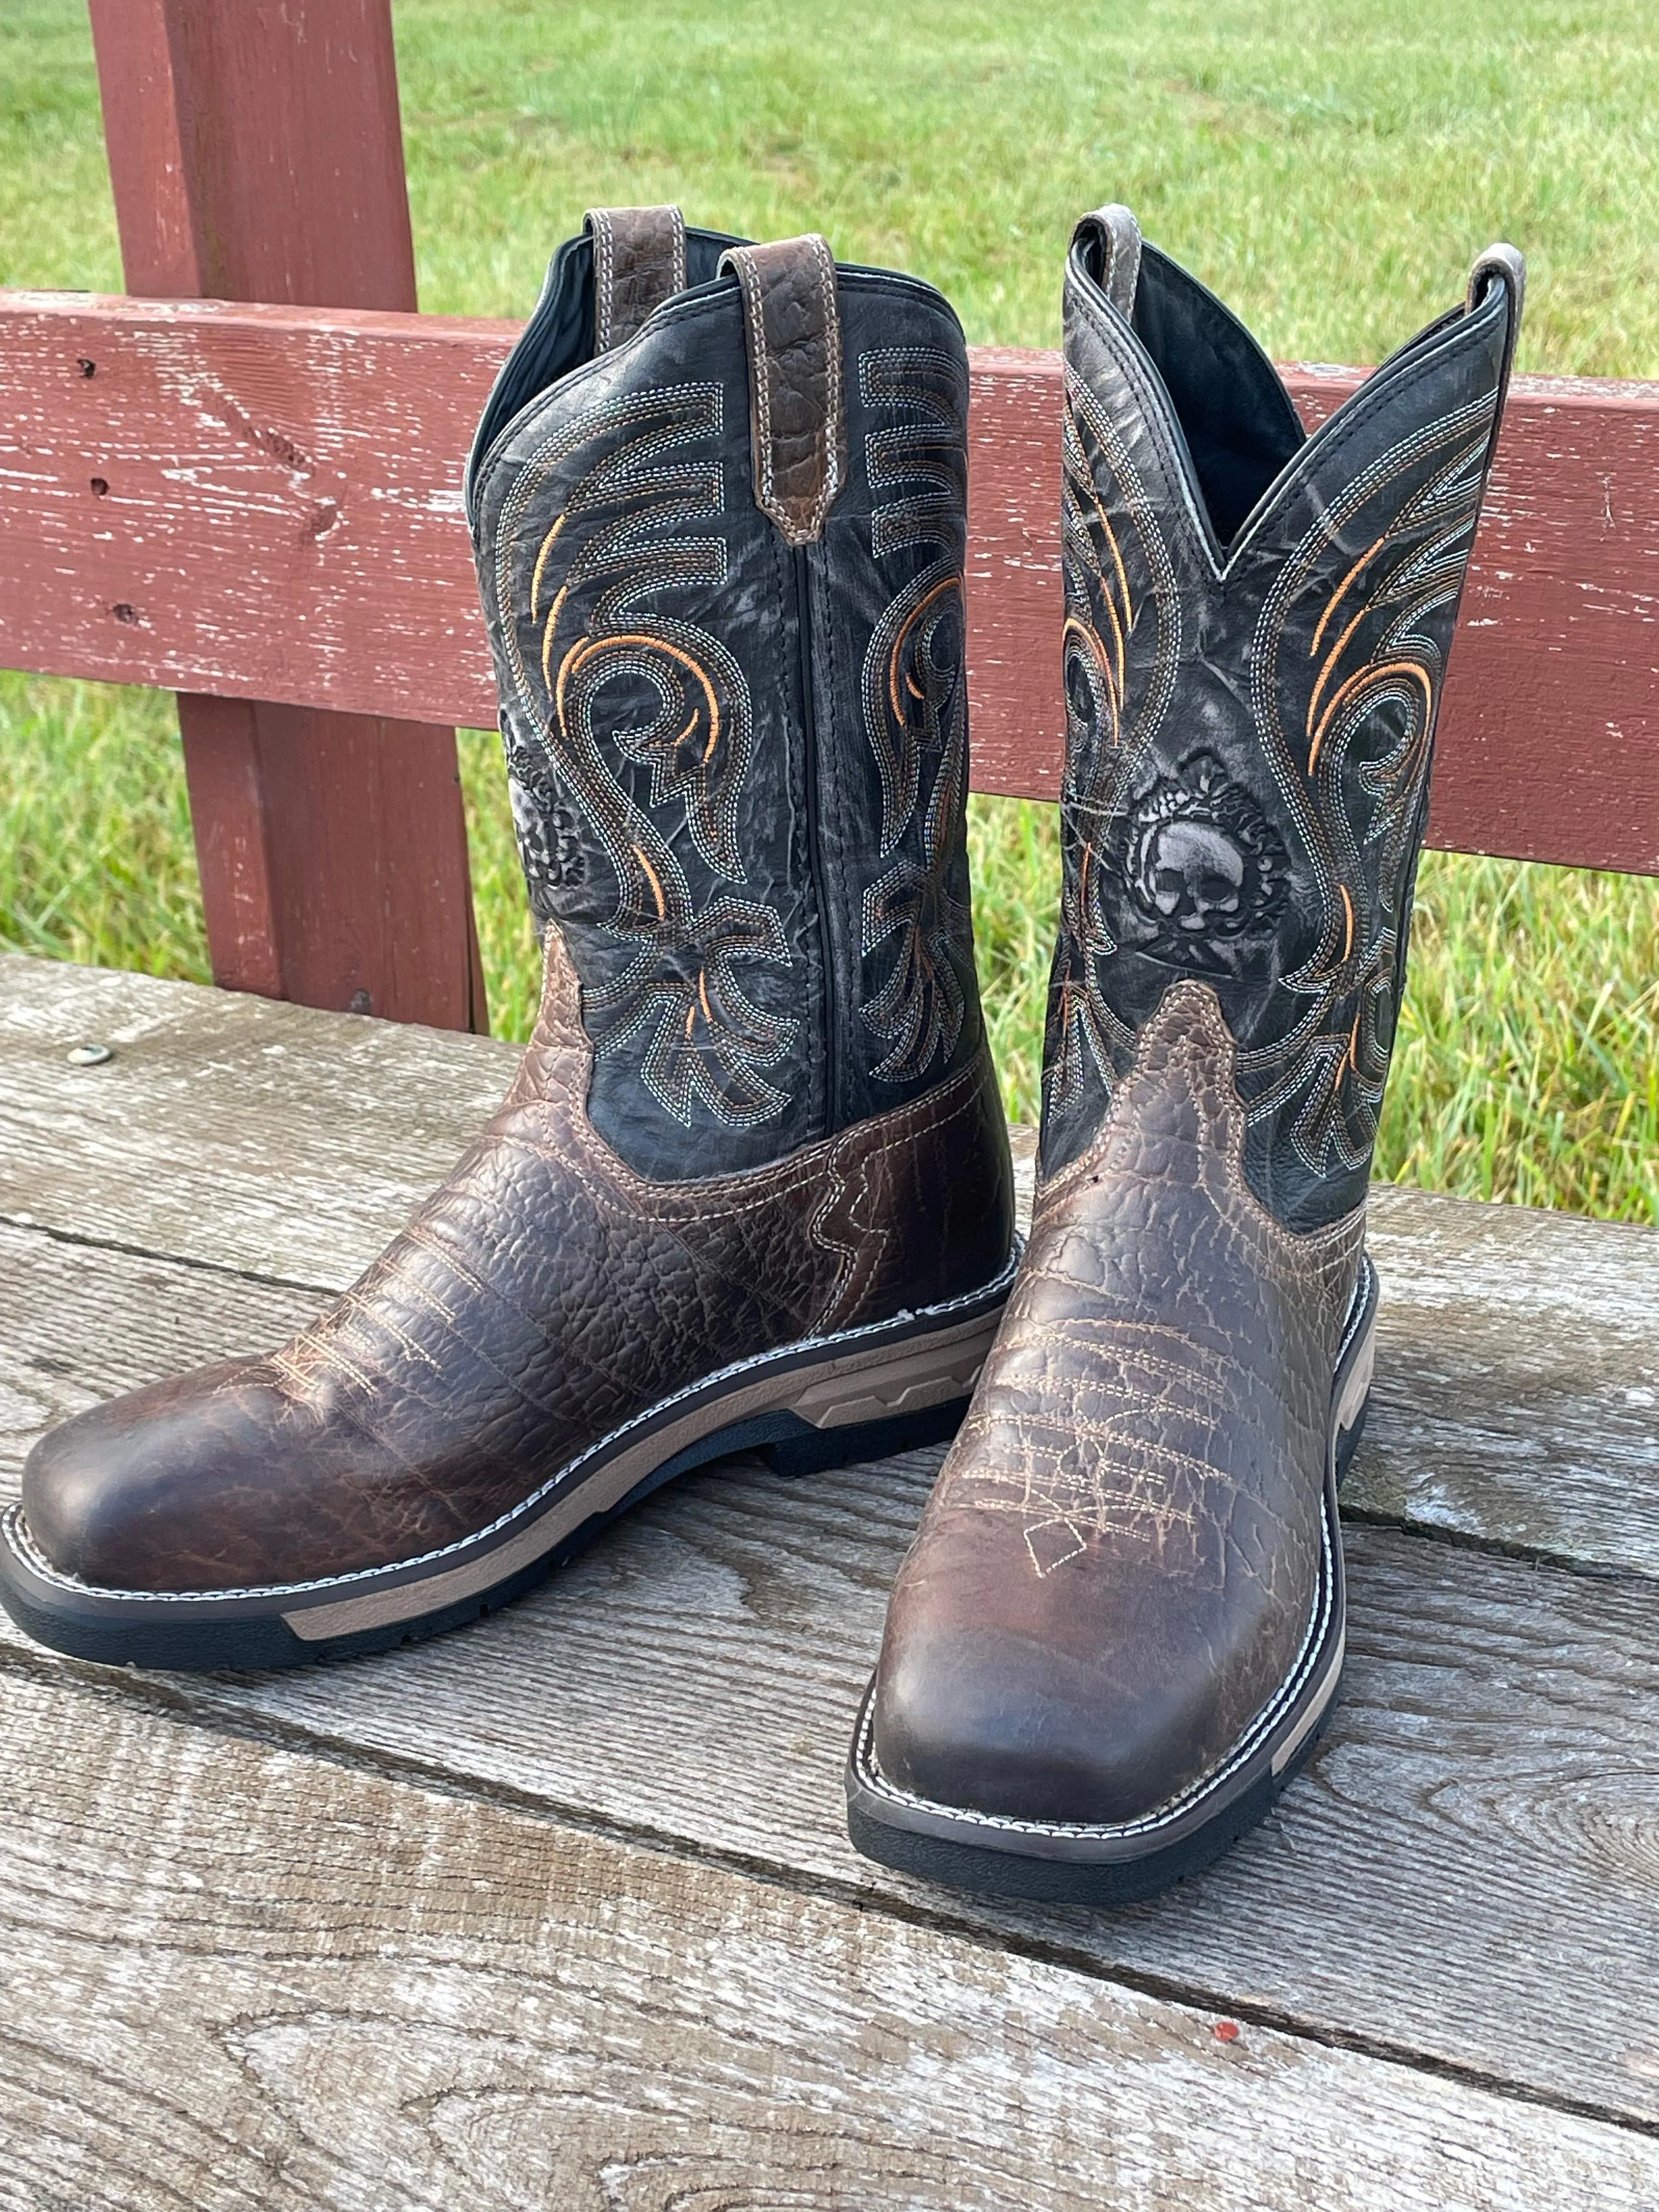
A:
19 211 1015 1604
1046 205 1522 1229
24 936 1013 1595
586 205 689 352
871 986 1361 1822
862 212 1523 1839
721 235 847 544
469 214 986 1175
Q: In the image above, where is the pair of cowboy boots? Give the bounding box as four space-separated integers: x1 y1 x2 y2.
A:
1 203 1521 1904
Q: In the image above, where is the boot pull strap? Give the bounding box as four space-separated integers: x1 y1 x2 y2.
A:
1072 204 1142 319
584 205 687 352
1466 241 1526 394
719 235 847 545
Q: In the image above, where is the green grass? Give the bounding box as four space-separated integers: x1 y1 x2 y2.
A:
3 0 1658 1216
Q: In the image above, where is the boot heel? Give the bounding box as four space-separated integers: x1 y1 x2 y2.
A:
762 1304 1000 1476
764 1394 975 1479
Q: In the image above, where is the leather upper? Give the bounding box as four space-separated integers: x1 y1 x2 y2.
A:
864 210 1523 1837
467 216 986 1179
24 941 1012 1595
19 213 1017 1602
871 986 1363 1823
723 234 848 543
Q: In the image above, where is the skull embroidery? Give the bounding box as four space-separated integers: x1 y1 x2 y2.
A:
1146 817 1247 932
1121 752 1288 961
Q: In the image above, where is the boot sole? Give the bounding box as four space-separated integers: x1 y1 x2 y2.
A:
844 1254 1380 1906
0 1248 1020 1673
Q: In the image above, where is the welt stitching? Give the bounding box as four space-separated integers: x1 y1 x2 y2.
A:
855 1463 1336 1839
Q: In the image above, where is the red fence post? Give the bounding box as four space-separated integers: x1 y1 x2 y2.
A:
85 0 487 1030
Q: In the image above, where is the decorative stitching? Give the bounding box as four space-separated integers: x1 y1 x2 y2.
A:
1244 400 1497 1175
856 347 973 1086
483 376 802 1130
588 206 687 355
1047 272 1505 1207
726 237 844 546
808 241 846 536
590 208 616 351
1043 365 1182 1133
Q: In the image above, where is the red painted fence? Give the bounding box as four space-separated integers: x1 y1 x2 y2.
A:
79 0 483 1031
2 291 1657 875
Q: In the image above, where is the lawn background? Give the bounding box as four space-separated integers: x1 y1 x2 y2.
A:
3 0 1657 1216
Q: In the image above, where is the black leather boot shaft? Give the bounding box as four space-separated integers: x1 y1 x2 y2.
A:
1045 207 1523 1227
466 208 985 1179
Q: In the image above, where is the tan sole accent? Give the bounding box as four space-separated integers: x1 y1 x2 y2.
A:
1334 1312 1376 1435
284 1307 998 1642
1270 1621 1346 1775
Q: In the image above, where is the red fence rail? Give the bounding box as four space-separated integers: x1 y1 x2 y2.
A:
2 290 1657 873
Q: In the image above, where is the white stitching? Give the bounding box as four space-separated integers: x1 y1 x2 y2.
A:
590 208 616 352
729 238 842 545
805 239 844 535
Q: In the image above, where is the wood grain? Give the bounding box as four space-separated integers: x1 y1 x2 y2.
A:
0 952 518 1289
4 953 1654 1574
2 294 1657 869
3 1204 1658 2128
0 1660 1652 2212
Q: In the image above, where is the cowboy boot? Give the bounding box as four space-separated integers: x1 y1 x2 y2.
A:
848 206 1522 1900
1 207 1015 1669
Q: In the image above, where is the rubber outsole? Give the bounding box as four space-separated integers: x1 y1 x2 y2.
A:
846 1696 1341 1908
843 1257 1379 1906
0 1255 1017 1673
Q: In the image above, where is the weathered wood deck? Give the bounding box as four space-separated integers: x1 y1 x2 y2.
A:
2 948 1656 2208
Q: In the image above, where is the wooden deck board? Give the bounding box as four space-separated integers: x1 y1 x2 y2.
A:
3 952 1656 2187
1 1661 1654 2212
4 1211 1657 2125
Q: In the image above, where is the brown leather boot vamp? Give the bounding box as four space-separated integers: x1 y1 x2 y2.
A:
852 989 1370 1894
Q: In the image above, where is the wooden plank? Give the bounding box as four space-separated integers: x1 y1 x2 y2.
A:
1360 1181 1659 1575
91 0 421 315
83 1 485 1030
0 1663 1650 2211
0 952 517 1290
0 1222 326 1469
0 294 506 726
2 953 1652 1577
3 1206 1658 2127
3 291 1657 870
